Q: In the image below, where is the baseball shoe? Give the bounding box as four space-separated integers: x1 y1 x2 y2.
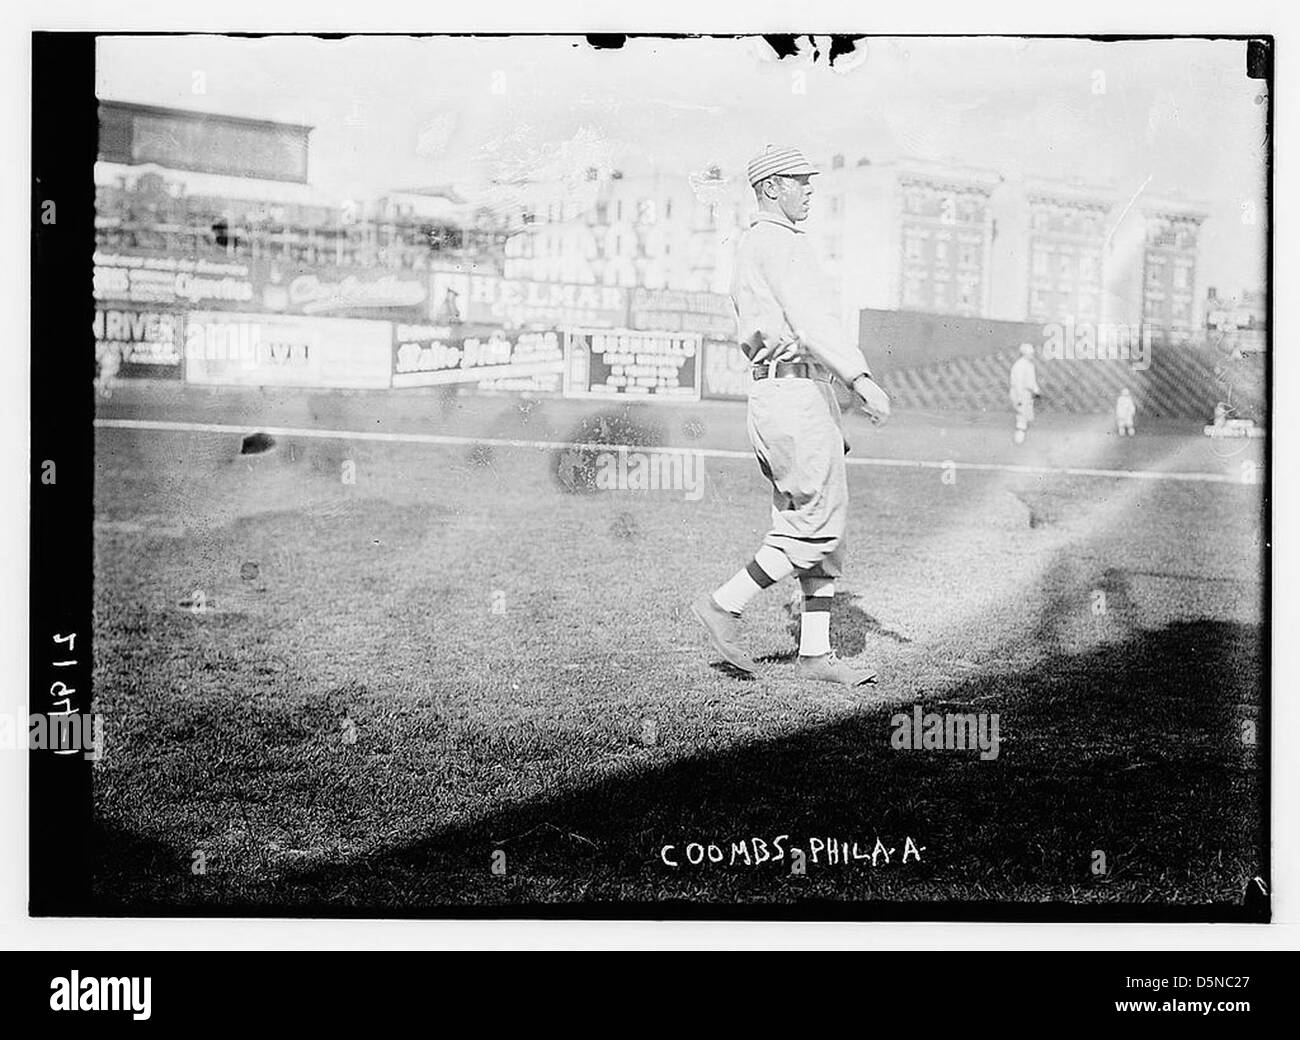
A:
690 594 757 676
797 651 877 687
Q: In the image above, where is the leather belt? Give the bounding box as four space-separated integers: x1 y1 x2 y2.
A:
752 362 831 383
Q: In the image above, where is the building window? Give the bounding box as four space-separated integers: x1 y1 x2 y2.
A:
832 154 845 170
1032 248 1049 277
903 276 923 307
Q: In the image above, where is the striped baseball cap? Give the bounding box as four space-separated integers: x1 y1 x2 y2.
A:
746 145 819 186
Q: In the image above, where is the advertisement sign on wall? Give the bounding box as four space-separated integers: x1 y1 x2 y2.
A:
628 288 736 338
563 329 701 400
392 323 565 389
261 261 428 319
183 311 392 388
430 270 628 329
94 250 256 309
94 248 430 319
93 308 184 379
700 338 752 400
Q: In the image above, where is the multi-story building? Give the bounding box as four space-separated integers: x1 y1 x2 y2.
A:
1022 180 1110 325
1137 200 1208 344
497 168 745 293
482 153 1211 352
807 156 1003 340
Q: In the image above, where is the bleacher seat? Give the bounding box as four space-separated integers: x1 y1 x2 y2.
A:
879 343 1266 422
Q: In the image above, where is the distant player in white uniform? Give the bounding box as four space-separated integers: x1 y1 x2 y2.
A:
1009 342 1040 444
690 145 890 687
96 342 121 399
1115 388 1136 436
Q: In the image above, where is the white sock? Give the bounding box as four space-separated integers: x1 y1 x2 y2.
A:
713 546 794 614
798 576 834 657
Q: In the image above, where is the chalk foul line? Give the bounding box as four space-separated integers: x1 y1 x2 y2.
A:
93 418 1249 485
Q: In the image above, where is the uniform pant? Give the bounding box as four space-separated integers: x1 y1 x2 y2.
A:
1011 389 1035 430
747 376 848 578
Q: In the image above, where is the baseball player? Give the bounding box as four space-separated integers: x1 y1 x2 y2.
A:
1009 342 1040 444
1115 388 1136 436
690 145 890 687
95 341 121 399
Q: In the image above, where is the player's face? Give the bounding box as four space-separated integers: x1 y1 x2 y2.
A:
775 175 814 222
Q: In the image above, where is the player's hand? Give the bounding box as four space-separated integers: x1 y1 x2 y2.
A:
750 334 801 364
852 374 891 425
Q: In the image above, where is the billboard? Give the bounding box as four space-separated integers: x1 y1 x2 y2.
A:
628 287 736 338
99 101 311 184
271 262 428 319
700 338 751 400
93 307 184 379
392 323 564 389
94 250 256 310
183 312 392 389
429 270 628 329
563 329 701 400
93 249 428 320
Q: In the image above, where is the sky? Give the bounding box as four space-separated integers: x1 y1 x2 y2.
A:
97 34 1270 296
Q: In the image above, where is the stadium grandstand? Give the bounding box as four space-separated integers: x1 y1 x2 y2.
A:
877 341 1266 422
95 100 509 273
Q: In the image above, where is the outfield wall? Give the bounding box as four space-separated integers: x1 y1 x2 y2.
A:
92 247 1255 419
859 308 1043 374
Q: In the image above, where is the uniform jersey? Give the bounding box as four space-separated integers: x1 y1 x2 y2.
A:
730 210 870 579
730 212 871 385
1009 356 1040 397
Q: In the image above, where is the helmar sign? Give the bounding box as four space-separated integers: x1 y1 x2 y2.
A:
430 270 629 328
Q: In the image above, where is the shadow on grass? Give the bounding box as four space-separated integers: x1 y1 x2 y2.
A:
90 618 1266 921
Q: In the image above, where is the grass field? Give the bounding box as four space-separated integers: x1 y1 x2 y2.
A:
90 384 1267 916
